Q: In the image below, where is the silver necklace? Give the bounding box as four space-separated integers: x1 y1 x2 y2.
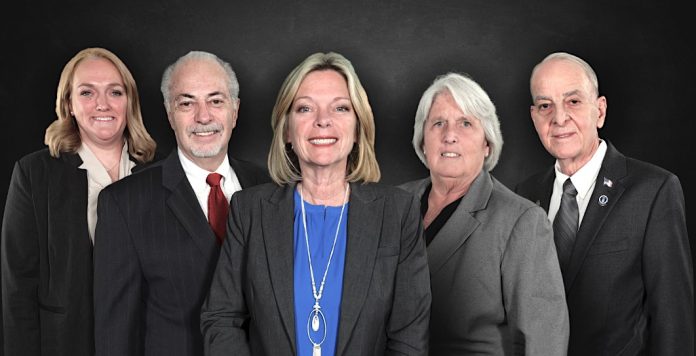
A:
299 182 349 356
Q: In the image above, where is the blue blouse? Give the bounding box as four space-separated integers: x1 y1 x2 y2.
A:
293 189 348 356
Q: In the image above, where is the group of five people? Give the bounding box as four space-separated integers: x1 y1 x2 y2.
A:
2 47 693 355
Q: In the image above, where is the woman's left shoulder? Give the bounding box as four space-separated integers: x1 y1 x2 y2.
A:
353 182 415 201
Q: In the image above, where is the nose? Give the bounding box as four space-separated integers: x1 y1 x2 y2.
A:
552 107 569 125
95 94 109 111
443 124 457 144
196 102 212 123
314 108 332 128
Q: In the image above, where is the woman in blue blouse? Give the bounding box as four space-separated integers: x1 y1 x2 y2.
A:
201 52 431 356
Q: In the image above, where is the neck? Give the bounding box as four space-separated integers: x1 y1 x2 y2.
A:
557 140 600 176
299 176 348 206
188 154 225 172
429 172 477 201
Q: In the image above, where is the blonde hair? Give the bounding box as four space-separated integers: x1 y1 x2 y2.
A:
268 52 380 184
45 47 156 163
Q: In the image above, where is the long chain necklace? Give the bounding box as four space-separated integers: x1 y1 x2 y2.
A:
299 182 349 356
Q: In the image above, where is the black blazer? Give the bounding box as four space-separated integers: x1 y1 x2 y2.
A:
200 182 432 356
1 149 145 356
93 150 268 356
515 142 694 356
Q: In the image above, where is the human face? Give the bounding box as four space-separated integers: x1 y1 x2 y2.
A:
286 70 357 176
423 90 489 184
70 57 128 149
530 59 607 175
168 59 238 171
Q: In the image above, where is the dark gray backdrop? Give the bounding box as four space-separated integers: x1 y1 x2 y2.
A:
1 0 694 337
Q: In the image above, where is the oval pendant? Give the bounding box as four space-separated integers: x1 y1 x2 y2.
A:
312 313 320 331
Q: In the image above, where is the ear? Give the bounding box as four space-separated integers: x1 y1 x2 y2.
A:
596 96 607 128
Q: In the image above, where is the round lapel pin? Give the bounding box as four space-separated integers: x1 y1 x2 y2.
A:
598 194 609 206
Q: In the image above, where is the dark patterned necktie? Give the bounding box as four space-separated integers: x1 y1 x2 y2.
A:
206 173 228 244
553 178 578 270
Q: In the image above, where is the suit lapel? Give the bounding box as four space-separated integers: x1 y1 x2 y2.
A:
336 183 383 356
161 151 218 256
427 172 490 274
564 143 627 290
261 183 297 351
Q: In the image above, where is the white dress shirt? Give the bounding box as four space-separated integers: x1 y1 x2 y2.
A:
177 148 242 220
548 140 607 227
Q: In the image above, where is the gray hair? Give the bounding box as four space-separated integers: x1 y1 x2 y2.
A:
530 52 599 99
412 72 503 172
160 51 239 113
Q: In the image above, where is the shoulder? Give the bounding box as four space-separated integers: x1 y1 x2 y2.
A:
515 167 551 193
232 181 282 201
229 157 271 186
490 176 549 222
103 159 166 195
13 148 79 176
396 177 429 195
353 182 420 211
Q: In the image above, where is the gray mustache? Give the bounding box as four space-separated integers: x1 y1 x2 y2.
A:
188 123 223 134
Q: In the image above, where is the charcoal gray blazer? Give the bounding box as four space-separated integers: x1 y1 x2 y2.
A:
400 170 569 355
200 182 431 356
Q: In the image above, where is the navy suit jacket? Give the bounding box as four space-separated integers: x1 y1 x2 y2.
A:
93 150 269 356
515 142 694 355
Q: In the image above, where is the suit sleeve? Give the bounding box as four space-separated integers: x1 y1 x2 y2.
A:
1 161 41 356
385 194 431 356
93 188 145 356
501 206 569 355
200 192 251 356
643 175 694 355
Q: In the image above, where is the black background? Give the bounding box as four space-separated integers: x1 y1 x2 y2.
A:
1 0 694 329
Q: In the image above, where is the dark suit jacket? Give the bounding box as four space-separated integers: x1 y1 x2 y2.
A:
1 149 144 356
400 171 569 355
200 182 431 356
93 150 269 356
515 142 694 356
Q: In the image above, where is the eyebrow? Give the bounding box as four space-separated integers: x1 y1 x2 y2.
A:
175 91 227 100
533 89 582 102
293 96 351 102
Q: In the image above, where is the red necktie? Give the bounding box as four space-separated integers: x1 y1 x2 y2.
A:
206 173 229 244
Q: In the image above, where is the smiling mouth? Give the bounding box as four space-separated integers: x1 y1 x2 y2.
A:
441 152 460 157
93 116 115 122
309 138 337 145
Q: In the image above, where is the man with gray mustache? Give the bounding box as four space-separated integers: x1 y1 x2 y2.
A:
93 51 269 356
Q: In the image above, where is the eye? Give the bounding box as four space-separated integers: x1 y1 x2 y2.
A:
432 120 444 127
335 105 351 113
176 100 195 112
110 89 124 97
296 105 311 113
461 120 472 127
209 98 225 107
79 90 93 97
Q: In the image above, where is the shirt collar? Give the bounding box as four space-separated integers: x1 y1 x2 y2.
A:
554 139 607 200
177 148 232 189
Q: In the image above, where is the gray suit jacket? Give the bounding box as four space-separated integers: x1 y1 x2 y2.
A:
200 182 431 356
515 142 694 356
400 171 569 355
94 150 269 356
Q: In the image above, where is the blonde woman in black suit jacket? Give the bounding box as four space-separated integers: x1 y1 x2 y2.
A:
1 47 156 356
399 72 569 355
200 52 431 356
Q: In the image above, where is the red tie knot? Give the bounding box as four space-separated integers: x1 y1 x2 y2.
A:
206 173 223 187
